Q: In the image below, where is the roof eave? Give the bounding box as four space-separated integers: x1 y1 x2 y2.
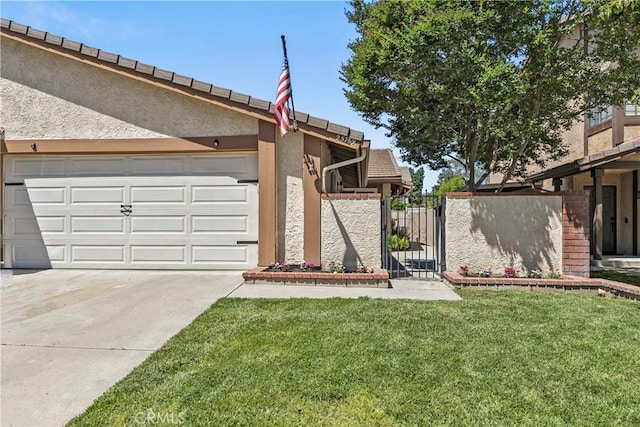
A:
527 137 640 182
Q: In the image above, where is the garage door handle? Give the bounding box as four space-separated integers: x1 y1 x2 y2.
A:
237 240 258 245
120 204 132 216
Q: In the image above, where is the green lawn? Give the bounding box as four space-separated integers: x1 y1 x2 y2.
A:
69 291 640 426
591 269 640 287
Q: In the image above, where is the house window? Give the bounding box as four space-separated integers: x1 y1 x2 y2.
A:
624 100 640 116
589 105 613 127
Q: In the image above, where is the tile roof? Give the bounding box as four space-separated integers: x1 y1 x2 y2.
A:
0 18 365 143
367 149 402 179
400 166 413 188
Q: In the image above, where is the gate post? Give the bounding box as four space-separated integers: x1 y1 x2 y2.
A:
381 197 388 269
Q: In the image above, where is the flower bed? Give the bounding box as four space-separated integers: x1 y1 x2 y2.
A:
443 271 640 301
459 265 561 279
243 266 390 288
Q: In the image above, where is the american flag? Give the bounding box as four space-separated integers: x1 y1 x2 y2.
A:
274 59 291 137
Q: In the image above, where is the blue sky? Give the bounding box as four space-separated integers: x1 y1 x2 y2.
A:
1 1 440 190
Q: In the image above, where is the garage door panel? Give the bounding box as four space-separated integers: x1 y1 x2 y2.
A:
191 156 256 177
28 187 66 204
130 157 187 175
7 158 66 179
4 187 33 210
9 241 52 268
130 216 186 233
46 245 66 262
71 246 125 263
36 216 66 233
192 185 248 203
71 187 124 204
131 246 186 263
130 186 186 204
11 216 40 235
70 158 127 176
191 216 248 233
192 245 249 264
71 216 125 233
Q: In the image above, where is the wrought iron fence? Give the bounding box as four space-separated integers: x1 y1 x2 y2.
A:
381 193 444 279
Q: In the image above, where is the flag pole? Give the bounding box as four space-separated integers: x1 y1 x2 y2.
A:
280 35 298 132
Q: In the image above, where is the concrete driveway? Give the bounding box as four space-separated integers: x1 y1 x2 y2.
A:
1 269 242 427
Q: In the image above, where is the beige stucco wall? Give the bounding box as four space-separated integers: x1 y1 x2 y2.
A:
625 125 640 142
0 37 258 139
587 128 614 155
572 170 621 190
445 195 563 274
321 197 381 270
276 131 304 263
560 119 585 162
536 119 586 178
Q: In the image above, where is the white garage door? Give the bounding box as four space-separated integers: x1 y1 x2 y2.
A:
3 154 258 269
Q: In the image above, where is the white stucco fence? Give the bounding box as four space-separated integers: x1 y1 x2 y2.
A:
321 194 381 270
445 193 564 276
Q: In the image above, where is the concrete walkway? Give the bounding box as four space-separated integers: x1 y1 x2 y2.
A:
229 279 462 301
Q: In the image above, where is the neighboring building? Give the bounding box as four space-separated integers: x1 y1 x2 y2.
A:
487 17 640 261
0 19 380 270
366 149 413 196
524 98 640 259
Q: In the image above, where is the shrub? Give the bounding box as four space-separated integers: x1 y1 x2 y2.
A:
329 261 346 273
503 266 517 278
529 269 543 279
391 199 407 210
547 269 561 279
460 265 469 276
387 234 410 251
478 266 492 277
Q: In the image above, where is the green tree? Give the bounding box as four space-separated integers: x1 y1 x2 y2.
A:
407 167 424 205
431 160 466 196
433 175 465 198
342 0 640 191
426 159 485 197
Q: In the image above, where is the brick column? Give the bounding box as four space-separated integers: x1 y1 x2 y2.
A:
562 193 591 277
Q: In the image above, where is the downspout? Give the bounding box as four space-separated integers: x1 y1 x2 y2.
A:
321 141 369 193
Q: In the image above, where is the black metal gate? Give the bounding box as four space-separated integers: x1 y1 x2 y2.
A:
381 193 444 279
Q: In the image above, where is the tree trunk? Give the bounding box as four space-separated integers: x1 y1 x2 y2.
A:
497 137 530 192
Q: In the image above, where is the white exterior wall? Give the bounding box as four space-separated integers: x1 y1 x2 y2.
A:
445 195 563 275
276 131 304 263
0 37 257 139
321 197 381 270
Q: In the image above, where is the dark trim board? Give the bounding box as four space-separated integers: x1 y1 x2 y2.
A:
634 170 638 256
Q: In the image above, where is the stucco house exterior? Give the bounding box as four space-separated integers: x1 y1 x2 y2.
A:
0 19 381 271
527 116 640 261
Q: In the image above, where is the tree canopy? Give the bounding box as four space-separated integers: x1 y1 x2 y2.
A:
342 0 640 190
